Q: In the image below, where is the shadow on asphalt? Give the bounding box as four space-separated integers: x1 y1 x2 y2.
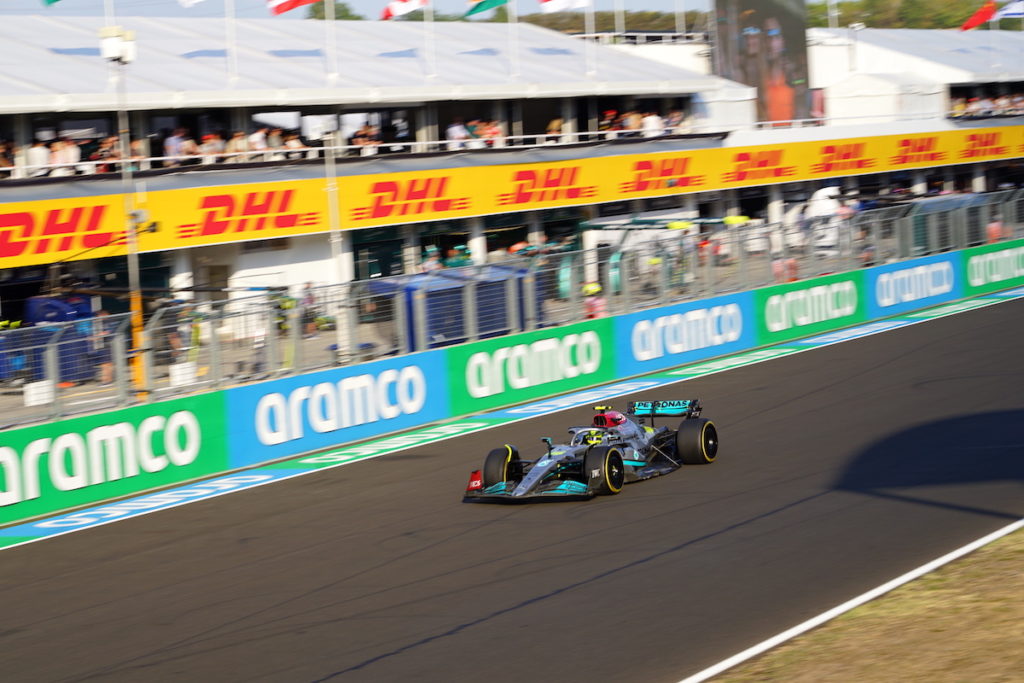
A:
834 410 1024 520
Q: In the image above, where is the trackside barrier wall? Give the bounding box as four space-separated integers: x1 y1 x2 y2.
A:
225 349 449 469
0 393 227 525
3 238 1024 527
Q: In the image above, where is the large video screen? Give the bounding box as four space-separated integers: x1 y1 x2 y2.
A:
715 0 811 123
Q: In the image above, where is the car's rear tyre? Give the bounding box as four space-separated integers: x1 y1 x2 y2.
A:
483 445 520 486
677 418 718 464
583 446 625 495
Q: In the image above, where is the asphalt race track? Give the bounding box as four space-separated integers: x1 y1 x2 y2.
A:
4 299 1024 683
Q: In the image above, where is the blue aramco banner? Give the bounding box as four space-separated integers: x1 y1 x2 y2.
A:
865 252 963 319
226 350 449 468
613 291 756 377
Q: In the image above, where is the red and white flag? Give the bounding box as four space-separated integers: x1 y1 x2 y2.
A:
267 0 321 16
539 0 589 12
382 0 428 19
960 0 997 30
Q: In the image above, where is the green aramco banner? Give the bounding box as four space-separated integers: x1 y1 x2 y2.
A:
445 319 616 415
754 271 867 345
1 393 227 525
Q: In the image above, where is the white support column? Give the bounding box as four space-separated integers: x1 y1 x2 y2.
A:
527 211 545 246
401 224 420 274
333 229 355 283
943 168 956 193
724 190 740 217
560 98 576 140
767 185 784 225
682 194 698 219
511 100 524 138
169 250 195 299
468 217 487 265
417 104 439 152
911 171 928 196
971 164 987 193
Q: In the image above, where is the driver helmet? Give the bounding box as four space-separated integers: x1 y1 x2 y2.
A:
593 411 627 428
584 429 605 445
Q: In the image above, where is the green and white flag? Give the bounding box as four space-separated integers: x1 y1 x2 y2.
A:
43 0 63 5
464 0 507 17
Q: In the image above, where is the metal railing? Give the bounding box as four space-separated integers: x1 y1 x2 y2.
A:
0 191 1020 430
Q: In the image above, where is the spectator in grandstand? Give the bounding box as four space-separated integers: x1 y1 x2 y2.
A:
267 127 284 149
163 127 188 166
443 245 472 267
641 111 665 137
199 133 225 162
421 245 444 272
301 282 319 338
621 110 643 137
664 109 685 134
248 126 270 154
445 118 470 150
91 309 114 386
480 119 505 147
545 114 564 143
89 136 121 173
27 139 50 176
283 133 308 158
0 140 13 177
986 213 1005 244
224 130 249 162
582 282 607 319
48 139 74 177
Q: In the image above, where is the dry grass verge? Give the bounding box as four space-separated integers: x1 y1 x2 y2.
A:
715 529 1024 682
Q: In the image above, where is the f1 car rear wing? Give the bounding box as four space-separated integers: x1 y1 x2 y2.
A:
627 399 702 419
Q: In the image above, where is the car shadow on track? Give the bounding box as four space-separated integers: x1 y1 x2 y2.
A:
833 410 1024 520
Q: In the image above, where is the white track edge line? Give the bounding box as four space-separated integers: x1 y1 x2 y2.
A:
677 517 1024 683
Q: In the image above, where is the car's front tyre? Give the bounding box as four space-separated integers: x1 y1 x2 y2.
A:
483 445 520 486
583 446 625 495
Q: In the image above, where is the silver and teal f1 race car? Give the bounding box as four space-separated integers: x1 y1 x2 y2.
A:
463 400 718 503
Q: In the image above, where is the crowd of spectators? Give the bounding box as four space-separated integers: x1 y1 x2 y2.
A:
444 118 508 150
949 94 1024 119
2 107 695 180
598 109 688 138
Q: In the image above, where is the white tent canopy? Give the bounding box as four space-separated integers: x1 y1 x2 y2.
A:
0 15 747 114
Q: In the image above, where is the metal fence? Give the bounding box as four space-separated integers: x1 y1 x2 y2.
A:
1 191 1021 429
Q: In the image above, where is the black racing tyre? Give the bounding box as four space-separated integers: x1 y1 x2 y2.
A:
483 445 520 486
582 446 625 495
676 418 718 464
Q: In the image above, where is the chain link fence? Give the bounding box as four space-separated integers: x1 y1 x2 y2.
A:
1 190 1022 429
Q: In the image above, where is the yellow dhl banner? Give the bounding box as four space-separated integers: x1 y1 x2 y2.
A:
2 126 1022 269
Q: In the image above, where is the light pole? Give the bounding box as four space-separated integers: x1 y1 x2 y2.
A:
100 26 146 393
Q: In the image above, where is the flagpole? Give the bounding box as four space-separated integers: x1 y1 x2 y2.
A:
675 0 685 36
326 0 338 83
225 0 238 83
584 2 596 77
425 1 437 79
614 0 625 35
508 0 520 80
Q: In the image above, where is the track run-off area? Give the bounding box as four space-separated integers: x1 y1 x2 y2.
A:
2 290 1023 682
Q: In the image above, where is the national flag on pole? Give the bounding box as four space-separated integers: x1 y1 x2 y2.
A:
465 0 508 17
382 0 427 20
42 0 62 5
960 0 997 30
267 0 321 15
539 0 589 12
996 0 1024 18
